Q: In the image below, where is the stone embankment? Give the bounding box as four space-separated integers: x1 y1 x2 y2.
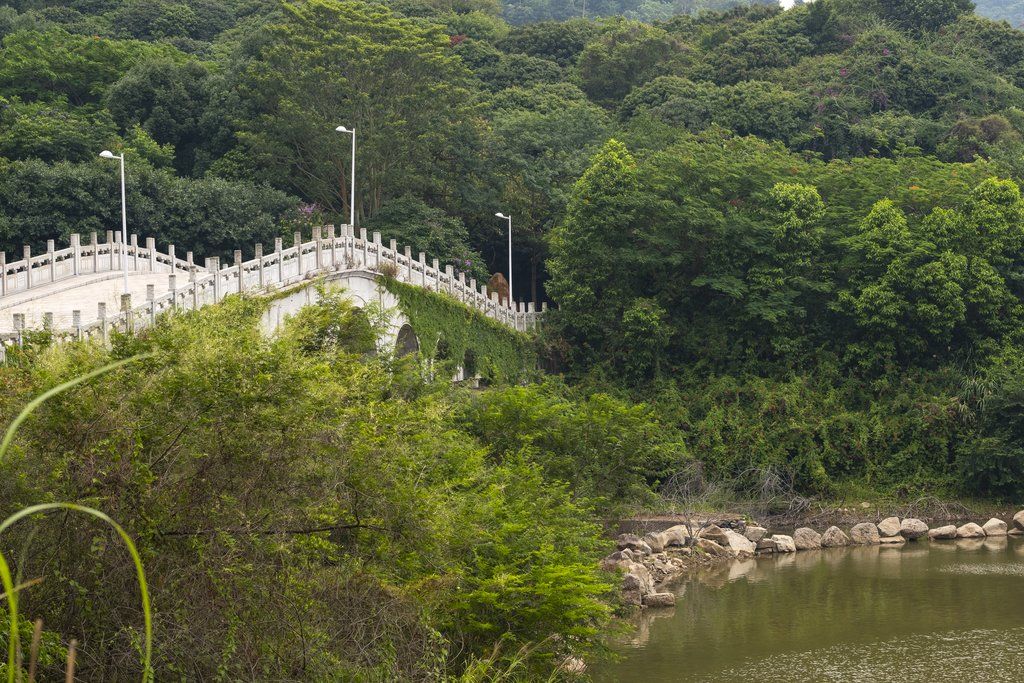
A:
604 509 1024 608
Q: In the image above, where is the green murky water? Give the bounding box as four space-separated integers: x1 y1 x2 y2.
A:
598 536 1024 682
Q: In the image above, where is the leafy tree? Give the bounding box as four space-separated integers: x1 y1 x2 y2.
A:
576 19 682 106
0 97 119 163
229 0 473 220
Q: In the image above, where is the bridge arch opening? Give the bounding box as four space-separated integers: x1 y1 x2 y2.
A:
395 323 419 357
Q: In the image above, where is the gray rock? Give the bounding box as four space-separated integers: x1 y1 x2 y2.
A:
661 525 690 547
928 525 957 540
623 562 655 594
1013 510 1024 531
771 534 797 553
900 518 929 540
793 527 822 550
744 525 768 543
982 518 1007 537
956 522 986 538
850 522 880 545
877 516 902 537
621 588 642 606
696 538 731 557
720 529 756 558
617 533 651 554
821 526 850 548
698 524 730 545
642 592 676 608
643 531 666 553
756 538 777 553
879 534 906 545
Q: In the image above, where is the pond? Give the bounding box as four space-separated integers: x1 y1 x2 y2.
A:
599 537 1024 682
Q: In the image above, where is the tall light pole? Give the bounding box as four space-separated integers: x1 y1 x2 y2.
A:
335 126 356 228
100 150 129 295
495 212 512 306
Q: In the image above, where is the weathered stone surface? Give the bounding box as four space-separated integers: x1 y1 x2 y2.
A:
957 522 986 538
696 537 730 557
643 532 666 553
623 562 654 593
720 529 756 558
642 592 676 608
1010 528 1024 536
617 533 653 555
1013 510 1024 531
621 588 642 606
928 525 957 540
771 534 797 553
879 535 906 545
743 525 768 543
850 522 880 545
698 524 730 545
821 526 850 548
877 517 902 537
793 527 822 550
661 525 691 547
900 518 929 540
982 518 1008 537
756 538 777 552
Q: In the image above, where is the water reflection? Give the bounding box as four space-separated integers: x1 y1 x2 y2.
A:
600 537 1024 683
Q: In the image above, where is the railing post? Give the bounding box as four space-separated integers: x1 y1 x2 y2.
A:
91 232 99 274
404 246 412 281
255 243 264 287
22 245 31 290
121 293 133 333
326 225 336 268
146 284 156 327
445 265 454 295
168 273 177 309
360 229 368 267
13 313 24 345
71 233 81 276
72 310 81 340
168 244 175 271
42 312 52 330
419 252 426 286
0 251 6 296
97 303 107 343
186 250 194 272
275 237 284 283
293 231 303 277
106 231 115 272
233 250 243 293
46 239 55 283
130 234 139 272
206 258 220 301
313 225 322 270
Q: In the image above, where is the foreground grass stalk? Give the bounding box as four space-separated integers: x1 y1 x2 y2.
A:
0 354 155 683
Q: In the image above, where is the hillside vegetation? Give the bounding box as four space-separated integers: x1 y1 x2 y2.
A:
0 0 1023 679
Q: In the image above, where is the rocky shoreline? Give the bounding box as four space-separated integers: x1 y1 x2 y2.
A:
603 509 1024 608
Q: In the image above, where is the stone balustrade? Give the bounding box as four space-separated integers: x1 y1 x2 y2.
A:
0 225 543 360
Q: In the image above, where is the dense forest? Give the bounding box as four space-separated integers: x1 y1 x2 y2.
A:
1 0 1024 679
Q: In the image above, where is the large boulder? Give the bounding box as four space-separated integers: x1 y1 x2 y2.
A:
877 517 902 537
661 525 690 547
900 518 929 540
821 526 851 548
642 592 676 608
1013 510 1024 531
643 532 666 553
850 522 880 545
794 527 822 550
982 518 1008 537
743 526 768 543
957 522 986 538
928 525 957 540
720 529 756 558
879 534 906 545
617 533 652 555
771 534 797 553
696 537 731 558
698 524 730 546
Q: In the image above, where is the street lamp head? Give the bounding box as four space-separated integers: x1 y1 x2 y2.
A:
99 150 117 159
496 212 509 219
336 125 353 133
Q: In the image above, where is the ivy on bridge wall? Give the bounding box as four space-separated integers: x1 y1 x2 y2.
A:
382 277 536 384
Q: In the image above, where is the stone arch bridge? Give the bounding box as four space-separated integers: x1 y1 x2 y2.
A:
0 226 543 363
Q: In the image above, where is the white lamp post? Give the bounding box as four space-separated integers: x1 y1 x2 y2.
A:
335 126 356 228
495 212 512 306
99 150 129 295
